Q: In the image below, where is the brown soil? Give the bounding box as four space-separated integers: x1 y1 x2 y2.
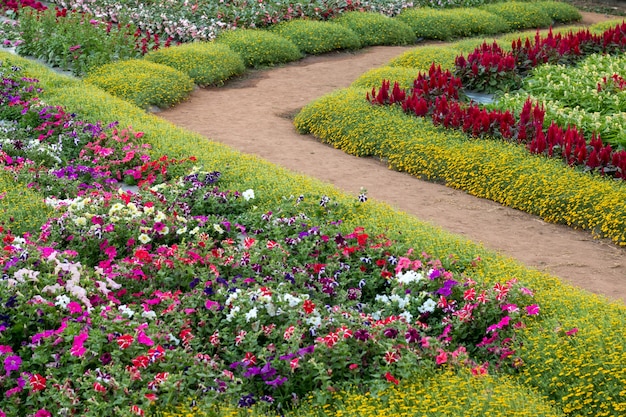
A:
158 12 625 304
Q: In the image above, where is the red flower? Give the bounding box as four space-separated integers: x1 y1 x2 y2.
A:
132 355 149 369
302 299 316 314
384 372 399 385
93 382 107 393
29 374 46 392
130 405 145 416
383 351 399 364
117 334 134 349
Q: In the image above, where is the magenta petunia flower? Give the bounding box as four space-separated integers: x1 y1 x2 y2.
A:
3 355 21 375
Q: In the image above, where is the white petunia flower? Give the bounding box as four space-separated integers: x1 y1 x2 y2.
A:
245 307 258 323
138 233 151 244
73 217 87 227
242 189 255 201
418 298 437 314
54 294 71 309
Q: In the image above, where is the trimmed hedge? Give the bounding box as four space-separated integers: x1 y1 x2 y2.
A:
538 0 582 23
269 19 362 54
2 28 626 415
144 42 245 86
294 87 626 246
352 66 420 89
84 59 194 110
480 1 553 31
332 11 416 46
395 8 457 40
387 45 461 71
216 29 303 68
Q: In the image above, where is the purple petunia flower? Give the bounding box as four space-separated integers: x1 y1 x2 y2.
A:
354 329 370 341
265 376 288 388
405 328 420 343
3 355 21 375
383 328 398 339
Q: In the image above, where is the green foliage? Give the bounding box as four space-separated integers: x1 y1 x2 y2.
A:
444 7 511 38
387 45 461 71
332 11 416 46
84 59 194 110
0 171 53 235
215 28 303 68
17 8 139 76
536 0 582 23
294 87 626 245
480 1 553 31
395 8 456 40
589 18 626 34
144 42 245 86
269 19 362 55
352 66 420 90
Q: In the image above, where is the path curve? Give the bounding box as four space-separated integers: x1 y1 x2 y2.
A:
158 13 625 303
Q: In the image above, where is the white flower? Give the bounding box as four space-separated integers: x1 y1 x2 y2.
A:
245 307 258 323
118 304 135 318
226 306 240 322
213 224 224 234
282 293 302 307
73 216 87 227
143 205 155 215
375 294 390 304
138 233 151 244
399 311 413 323
189 227 200 235
242 189 255 201
397 270 424 285
108 203 124 215
159 226 170 235
176 226 187 235
390 294 411 309
418 298 437 314
155 211 167 222
141 310 157 320
54 295 71 309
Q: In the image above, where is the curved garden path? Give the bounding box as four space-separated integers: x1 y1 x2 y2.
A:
158 12 626 303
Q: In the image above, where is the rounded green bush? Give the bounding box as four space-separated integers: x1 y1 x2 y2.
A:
480 2 553 31
388 46 461 71
332 11 415 46
144 42 244 87
352 66 421 90
85 59 194 110
269 19 362 55
537 1 582 23
216 28 303 68
446 8 511 38
395 8 455 40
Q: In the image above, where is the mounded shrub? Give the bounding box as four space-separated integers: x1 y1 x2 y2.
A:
480 2 553 31
351 66 420 89
216 28 303 68
332 11 416 46
445 8 511 38
388 46 461 71
84 59 194 110
144 42 245 87
269 19 362 55
395 8 455 40
537 0 582 23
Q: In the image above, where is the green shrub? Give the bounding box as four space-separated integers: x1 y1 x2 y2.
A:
387 45 461 71
85 59 194 110
144 42 245 86
216 28 303 68
332 11 416 46
536 0 582 23
480 2 553 31
589 18 626 34
395 8 455 40
444 8 510 38
351 67 420 90
17 8 139 76
269 19 362 54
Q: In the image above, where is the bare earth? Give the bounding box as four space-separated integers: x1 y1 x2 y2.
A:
158 12 626 303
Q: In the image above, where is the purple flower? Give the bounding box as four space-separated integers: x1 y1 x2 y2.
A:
383 328 398 339
405 328 420 343
354 329 370 341
298 345 315 357
3 355 21 375
243 367 261 378
265 376 287 388
238 393 256 408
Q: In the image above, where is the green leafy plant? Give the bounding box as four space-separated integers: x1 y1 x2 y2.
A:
537 0 582 23
17 8 140 76
332 11 416 46
480 2 553 31
388 45 461 71
216 28 303 68
145 42 245 87
84 59 194 110
269 19 361 55
395 8 456 40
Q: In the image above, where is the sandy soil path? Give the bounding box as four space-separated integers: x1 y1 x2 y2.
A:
158 12 626 303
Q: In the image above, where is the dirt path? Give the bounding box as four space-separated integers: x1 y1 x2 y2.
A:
158 12 625 303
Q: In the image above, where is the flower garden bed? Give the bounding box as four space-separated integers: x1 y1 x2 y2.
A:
1 1 626 417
